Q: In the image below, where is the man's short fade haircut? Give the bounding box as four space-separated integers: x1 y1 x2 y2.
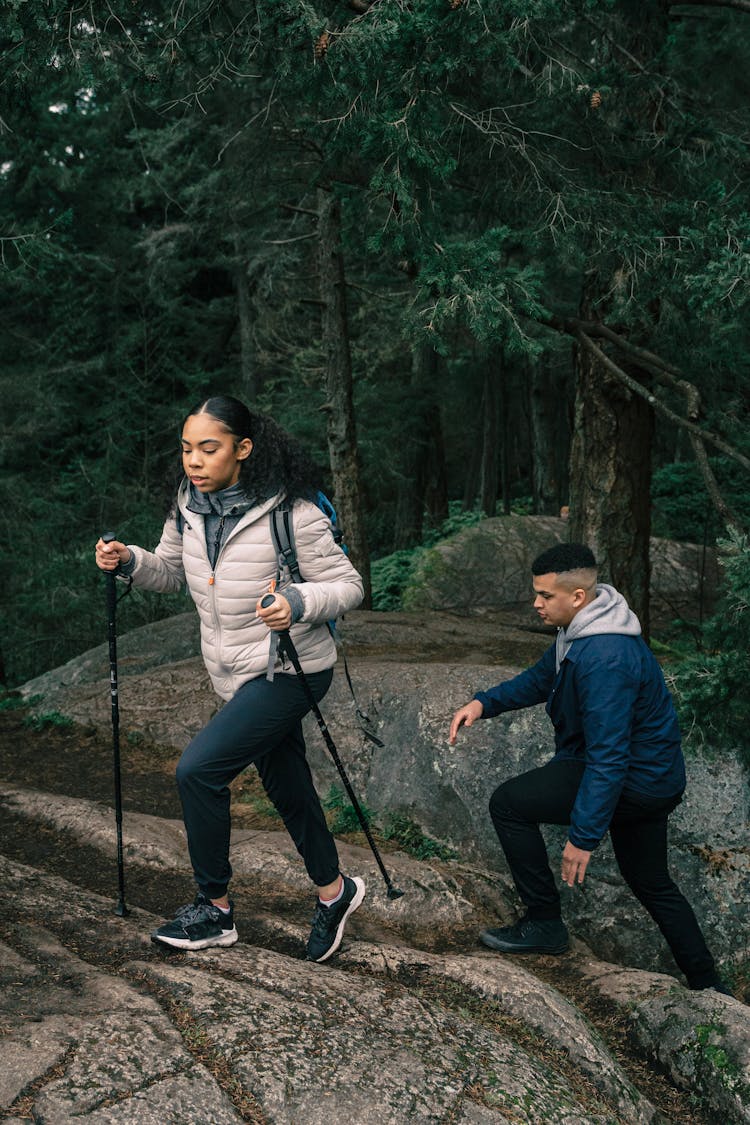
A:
531 543 597 576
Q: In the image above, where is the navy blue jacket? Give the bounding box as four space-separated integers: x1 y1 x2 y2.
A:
474 635 686 850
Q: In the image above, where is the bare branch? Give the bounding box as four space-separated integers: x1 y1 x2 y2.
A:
670 0 750 13
688 431 743 533
570 330 748 534
572 330 750 473
280 203 319 218
261 233 317 245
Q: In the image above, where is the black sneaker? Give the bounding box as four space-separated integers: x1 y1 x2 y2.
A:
480 915 569 955
151 892 238 951
306 875 365 963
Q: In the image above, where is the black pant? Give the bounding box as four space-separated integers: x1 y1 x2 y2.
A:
176 668 338 899
489 758 718 988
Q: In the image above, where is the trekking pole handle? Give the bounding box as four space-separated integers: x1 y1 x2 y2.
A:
101 532 118 574
260 594 276 609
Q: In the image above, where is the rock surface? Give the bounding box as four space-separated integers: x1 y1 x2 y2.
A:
2 797 749 1124
8 515 748 1123
19 610 750 981
401 515 719 628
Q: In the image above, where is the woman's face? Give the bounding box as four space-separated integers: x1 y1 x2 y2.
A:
181 413 252 493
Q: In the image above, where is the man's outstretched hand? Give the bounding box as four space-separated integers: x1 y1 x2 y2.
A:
561 840 591 887
449 699 484 745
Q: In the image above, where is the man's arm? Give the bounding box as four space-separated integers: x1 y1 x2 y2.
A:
567 645 640 852
449 644 557 744
473 643 557 718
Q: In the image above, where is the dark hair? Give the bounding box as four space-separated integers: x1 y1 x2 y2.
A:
183 394 323 503
531 543 597 575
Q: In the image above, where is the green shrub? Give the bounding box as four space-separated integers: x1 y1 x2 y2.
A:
381 812 457 862
371 549 426 611
23 711 73 731
670 531 750 759
323 784 372 835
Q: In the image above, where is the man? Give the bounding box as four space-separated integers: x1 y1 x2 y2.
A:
449 543 730 994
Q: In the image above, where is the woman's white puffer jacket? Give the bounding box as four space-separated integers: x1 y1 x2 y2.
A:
125 486 364 700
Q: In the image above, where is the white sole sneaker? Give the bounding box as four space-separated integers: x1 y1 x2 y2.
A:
151 925 239 951
312 876 366 963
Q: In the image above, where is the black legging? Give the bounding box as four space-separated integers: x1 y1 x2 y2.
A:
176 667 338 899
489 758 718 988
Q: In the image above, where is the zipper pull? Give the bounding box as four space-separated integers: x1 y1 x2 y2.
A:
209 574 215 586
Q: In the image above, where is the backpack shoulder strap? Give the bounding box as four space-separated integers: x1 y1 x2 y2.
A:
270 501 301 583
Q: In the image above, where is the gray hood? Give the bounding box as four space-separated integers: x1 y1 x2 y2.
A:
555 583 641 671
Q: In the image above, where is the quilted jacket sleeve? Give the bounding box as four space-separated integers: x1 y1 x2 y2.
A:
287 501 364 623
126 515 186 594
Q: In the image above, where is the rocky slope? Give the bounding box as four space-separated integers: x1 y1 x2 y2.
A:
3 601 749 1123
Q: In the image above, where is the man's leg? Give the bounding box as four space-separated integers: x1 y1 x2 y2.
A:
609 794 722 990
489 758 585 919
483 759 584 953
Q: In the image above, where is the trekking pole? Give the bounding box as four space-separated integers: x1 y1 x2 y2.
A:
101 532 128 917
261 595 404 900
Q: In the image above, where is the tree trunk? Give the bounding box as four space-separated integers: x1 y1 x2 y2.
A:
425 393 449 529
233 241 258 403
566 0 672 638
461 437 481 512
570 330 654 637
393 343 447 547
529 354 565 516
316 188 371 605
499 365 512 516
479 363 499 518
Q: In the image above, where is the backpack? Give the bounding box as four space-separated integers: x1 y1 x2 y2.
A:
270 491 344 609
270 493 383 746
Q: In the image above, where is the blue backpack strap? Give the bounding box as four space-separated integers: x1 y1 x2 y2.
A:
316 490 345 550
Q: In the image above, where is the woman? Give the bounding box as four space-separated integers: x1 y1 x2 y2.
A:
95 395 365 962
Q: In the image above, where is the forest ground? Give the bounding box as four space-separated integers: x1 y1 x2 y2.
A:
0 701 739 1125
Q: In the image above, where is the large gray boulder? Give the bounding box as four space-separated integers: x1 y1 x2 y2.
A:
402 514 718 626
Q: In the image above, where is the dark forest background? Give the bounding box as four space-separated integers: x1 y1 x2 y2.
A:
1 1 749 745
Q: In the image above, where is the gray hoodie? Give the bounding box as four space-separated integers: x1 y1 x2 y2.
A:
555 583 641 672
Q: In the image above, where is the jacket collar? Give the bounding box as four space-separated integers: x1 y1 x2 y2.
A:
185 480 256 518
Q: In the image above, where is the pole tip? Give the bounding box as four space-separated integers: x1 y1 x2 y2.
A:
387 887 405 900
115 902 129 917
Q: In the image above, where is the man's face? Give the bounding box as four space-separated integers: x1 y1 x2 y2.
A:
532 573 584 629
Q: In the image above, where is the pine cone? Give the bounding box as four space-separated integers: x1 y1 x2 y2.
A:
590 90 602 109
314 31 330 60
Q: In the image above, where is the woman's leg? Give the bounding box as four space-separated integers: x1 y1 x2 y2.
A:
175 669 334 898
255 723 340 888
